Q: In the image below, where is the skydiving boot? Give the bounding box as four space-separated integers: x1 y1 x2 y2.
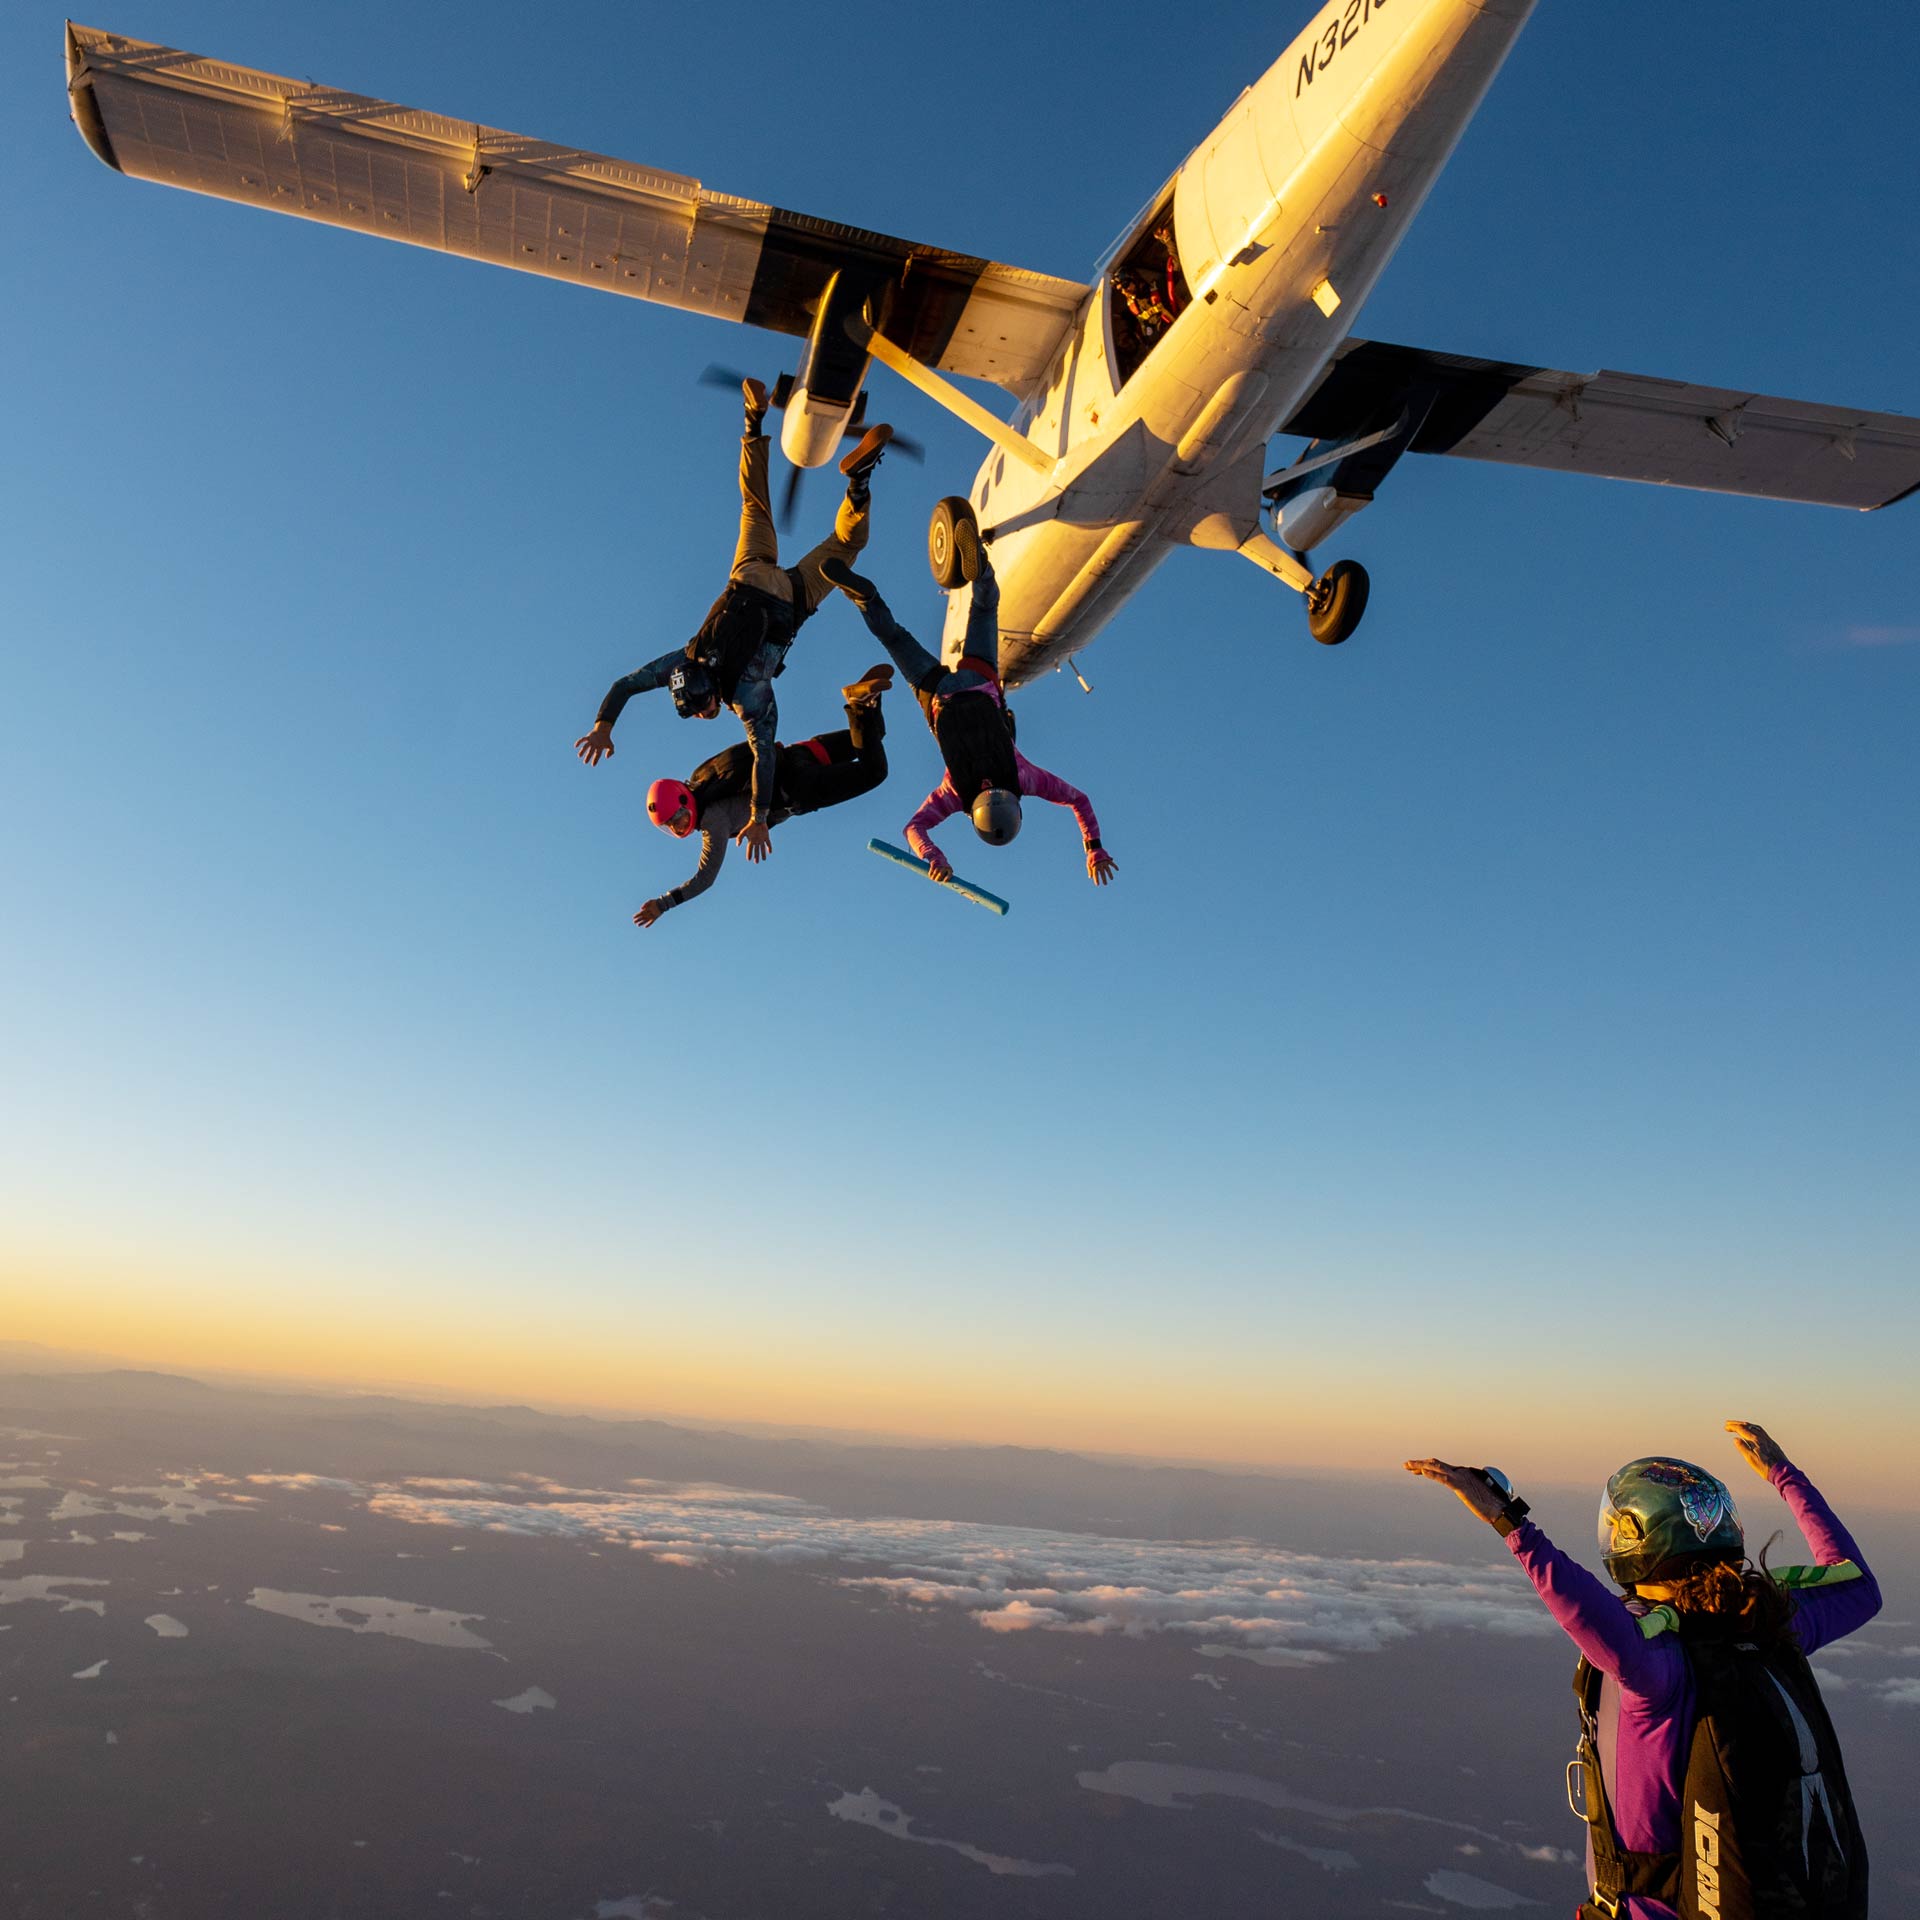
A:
845 680 887 753
819 556 880 609
951 506 982 586
841 663 894 705
839 422 892 508
743 376 769 438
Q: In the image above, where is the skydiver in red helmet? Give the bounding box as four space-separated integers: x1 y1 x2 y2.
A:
819 505 1116 890
632 667 893 927
575 377 891 866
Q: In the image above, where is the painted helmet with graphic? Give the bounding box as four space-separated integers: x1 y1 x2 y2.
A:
1597 1457 1744 1587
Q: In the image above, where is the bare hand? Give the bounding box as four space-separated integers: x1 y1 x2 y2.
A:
1088 847 1118 886
575 723 614 768
1724 1420 1788 1480
925 849 953 884
1403 1458 1512 1525
737 819 773 864
633 899 666 929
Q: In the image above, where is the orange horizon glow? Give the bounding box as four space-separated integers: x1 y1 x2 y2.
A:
7 1251 1914 1509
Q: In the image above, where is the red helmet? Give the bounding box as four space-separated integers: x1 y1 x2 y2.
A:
647 777 697 837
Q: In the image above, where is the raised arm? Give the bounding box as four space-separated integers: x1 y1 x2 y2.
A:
1725 1421 1882 1656
577 645 688 765
1013 752 1116 884
635 828 728 927
729 672 780 861
905 783 964 876
1404 1458 1683 1699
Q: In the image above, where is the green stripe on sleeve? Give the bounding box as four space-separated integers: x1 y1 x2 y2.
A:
1771 1561 1862 1590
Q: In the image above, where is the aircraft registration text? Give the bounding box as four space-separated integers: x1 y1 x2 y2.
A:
1297 0 1390 95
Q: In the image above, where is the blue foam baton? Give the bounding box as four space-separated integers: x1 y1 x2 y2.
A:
866 839 1010 916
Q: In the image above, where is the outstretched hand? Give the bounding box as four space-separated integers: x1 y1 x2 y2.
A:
633 899 666 929
925 849 953 884
1403 1458 1513 1525
1725 1420 1789 1480
1087 847 1118 886
575 723 614 767
737 820 773 864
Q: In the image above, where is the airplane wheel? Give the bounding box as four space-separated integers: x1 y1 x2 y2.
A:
928 495 978 590
1306 558 1369 645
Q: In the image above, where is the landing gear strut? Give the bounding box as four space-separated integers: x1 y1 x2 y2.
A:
1228 529 1371 645
1305 558 1369 645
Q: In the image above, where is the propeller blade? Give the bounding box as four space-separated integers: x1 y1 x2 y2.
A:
697 363 755 391
778 462 805 532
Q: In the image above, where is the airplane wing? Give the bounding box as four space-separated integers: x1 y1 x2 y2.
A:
1281 339 1920 511
64 24 1088 394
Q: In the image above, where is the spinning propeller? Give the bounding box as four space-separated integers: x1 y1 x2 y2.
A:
698 365 924 528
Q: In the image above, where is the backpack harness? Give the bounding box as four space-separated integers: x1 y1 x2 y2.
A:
686 567 811 704
1569 1566 1867 1920
917 656 1018 801
683 733 832 823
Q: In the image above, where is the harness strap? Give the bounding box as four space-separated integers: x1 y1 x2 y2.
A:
1571 1659 1681 1910
957 653 1000 688
797 738 831 766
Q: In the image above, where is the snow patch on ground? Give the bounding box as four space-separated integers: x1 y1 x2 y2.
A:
1255 1830 1359 1872
0 1574 108 1615
1422 1868 1542 1908
72 1658 109 1680
827 1788 1073 1878
492 1686 556 1715
144 1614 189 1638
246 1588 490 1649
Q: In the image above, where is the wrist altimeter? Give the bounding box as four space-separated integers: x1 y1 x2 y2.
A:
1471 1466 1530 1536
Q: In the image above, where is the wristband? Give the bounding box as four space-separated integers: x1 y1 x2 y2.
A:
1472 1467 1530 1536
1086 838 1103 852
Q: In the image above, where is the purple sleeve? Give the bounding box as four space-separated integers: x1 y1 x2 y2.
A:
1505 1523 1686 1703
1771 1462 1882 1656
1013 751 1100 843
905 781 962 861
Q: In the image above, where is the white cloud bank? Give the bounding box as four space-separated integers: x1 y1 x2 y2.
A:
361 1481 1552 1663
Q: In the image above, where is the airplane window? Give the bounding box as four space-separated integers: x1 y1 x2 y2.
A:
1109 195 1190 388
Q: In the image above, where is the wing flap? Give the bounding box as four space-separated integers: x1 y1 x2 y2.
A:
65 24 1088 391
1284 339 1920 511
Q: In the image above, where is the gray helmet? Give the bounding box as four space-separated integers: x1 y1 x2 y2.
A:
970 788 1022 845
1597 1457 1743 1587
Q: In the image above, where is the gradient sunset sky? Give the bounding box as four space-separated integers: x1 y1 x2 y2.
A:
5 3 1917 1500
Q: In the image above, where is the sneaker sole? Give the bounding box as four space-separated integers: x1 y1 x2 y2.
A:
839 423 893 477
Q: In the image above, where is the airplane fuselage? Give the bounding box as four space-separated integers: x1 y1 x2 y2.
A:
950 0 1536 682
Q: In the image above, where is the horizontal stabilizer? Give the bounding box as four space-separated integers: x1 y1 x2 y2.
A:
64 24 1088 394
1283 339 1920 510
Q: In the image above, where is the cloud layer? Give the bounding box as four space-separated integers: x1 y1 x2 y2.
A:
361 1481 1553 1662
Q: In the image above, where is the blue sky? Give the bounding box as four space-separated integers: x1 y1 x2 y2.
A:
4 3 1917 1486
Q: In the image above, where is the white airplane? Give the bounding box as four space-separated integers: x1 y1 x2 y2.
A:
65 5 1919 685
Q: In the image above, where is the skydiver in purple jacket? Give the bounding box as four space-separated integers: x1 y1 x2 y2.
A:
1407 1422 1880 1920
